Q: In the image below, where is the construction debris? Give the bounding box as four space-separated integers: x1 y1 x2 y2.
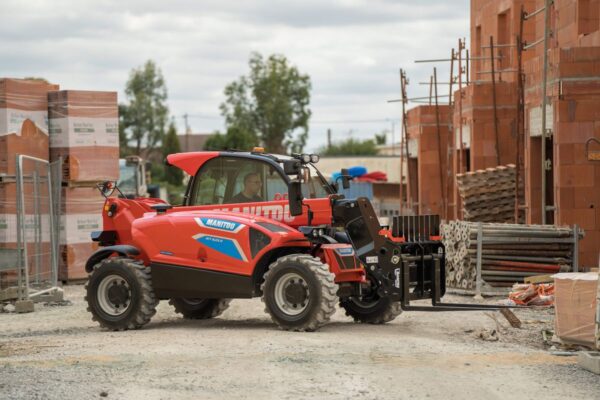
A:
456 164 522 223
472 328 499 342
441 221 582 294
509 283 555 306
500 308 522 329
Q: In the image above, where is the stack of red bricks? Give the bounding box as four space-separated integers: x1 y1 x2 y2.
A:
48 90 119 281
0 79 58 283
0 78 120 282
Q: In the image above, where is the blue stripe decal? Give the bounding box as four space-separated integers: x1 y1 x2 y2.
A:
196 235 246 261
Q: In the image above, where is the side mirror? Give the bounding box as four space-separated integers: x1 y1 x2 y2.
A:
283 159 301 175
340 168 351 190
288 181 304 216
97 181 116 198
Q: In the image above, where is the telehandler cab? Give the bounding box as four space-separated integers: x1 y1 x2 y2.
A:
86 149 507 332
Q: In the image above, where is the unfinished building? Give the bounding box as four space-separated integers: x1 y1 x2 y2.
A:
403 0 600 268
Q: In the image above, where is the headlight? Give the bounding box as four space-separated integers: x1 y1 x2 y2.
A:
310 154 320 163
318 228 325 236
301 154 311 163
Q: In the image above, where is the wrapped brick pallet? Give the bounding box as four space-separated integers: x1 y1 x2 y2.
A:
59 187 104 281
553 272 599 348
48 90 119 182
1 119 53 286
1 79 57 263
48 90 119 281
0 78 58 138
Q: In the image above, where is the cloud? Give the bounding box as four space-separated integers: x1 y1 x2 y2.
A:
0 0 469 151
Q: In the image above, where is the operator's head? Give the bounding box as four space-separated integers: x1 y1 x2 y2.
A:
243 172 262 196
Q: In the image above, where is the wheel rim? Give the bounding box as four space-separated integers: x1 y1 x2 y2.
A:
97 274 132 316
351 276 380 308
273 272 310 316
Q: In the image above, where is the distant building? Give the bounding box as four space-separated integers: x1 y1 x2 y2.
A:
177 133 213 152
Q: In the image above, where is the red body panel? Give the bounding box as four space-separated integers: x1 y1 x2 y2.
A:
318 244 365 283
131 210 309 276
166 151 220 176
189 197 333 228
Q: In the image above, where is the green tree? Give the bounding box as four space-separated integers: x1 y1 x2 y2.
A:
319 138 379 156
119 60 169 156
374 132 387 145
203 126 257 151
163 121 183 185
218 52 311 154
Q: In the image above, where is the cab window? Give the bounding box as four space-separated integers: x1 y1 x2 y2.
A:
190 157 288 205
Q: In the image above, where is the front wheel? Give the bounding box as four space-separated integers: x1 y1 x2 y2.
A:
261 254 338 332
340 275 402 324
169 298 231 319
85 257 158 331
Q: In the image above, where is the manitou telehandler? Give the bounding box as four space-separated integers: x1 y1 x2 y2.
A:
85 149 506 331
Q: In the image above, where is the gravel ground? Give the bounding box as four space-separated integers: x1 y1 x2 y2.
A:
1 285 599 400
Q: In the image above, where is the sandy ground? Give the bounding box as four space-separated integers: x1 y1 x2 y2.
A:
1 285 598 400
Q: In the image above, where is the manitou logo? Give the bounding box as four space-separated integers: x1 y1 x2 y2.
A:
195 217 244 233
211 204 295 223
205 219 236 230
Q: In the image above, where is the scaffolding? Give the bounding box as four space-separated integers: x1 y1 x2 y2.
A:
519 0 554 224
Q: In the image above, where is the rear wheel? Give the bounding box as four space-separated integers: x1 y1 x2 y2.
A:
340 275 402 324
85 257 157 331
261 254 338 332
169 298 231 319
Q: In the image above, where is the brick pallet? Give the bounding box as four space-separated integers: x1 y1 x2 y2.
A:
47 90 119 281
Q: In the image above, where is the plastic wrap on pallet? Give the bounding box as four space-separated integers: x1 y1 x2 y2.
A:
59 242 99 281
0 78 59 135
48 90 119 182
0 119 49 175
553 273 598 348
60 186 104 245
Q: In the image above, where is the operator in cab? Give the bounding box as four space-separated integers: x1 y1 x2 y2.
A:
231 172 263 203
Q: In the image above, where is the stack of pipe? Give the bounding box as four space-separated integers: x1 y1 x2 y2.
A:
456 164 523 223
441 221 581 291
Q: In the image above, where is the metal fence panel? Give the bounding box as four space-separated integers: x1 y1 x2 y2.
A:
0 155 61 305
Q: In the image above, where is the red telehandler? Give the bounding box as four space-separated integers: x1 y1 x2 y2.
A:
86 149 507 331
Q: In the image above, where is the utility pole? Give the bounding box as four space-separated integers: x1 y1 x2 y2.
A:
327 128 332 150
183 113 191 152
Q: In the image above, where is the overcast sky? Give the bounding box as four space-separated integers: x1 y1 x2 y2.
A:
1 0 469 152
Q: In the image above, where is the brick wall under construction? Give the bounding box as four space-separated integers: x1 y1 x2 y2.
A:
406 0 600 268
521 0 600 267
406 105 454 218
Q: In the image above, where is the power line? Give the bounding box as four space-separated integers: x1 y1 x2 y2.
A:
179 114 400 124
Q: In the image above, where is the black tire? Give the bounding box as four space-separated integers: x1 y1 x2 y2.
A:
85 257 157 331
169 298 231 319
340 274 402 324
261 254 338 332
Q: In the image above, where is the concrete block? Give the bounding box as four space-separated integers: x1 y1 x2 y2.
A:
14 300 34 313
578 352 600 375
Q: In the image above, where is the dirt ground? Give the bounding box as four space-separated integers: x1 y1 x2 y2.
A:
1 285 598 400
